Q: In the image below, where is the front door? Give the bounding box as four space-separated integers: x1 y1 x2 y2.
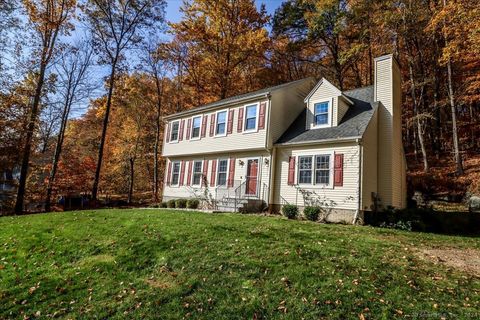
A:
245 159 259 195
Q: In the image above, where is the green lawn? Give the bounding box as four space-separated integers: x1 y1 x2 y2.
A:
0 210 479 319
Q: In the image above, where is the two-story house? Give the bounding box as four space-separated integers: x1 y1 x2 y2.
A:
162 54 407 223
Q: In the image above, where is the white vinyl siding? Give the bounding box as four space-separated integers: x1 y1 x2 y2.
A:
361 109 378 210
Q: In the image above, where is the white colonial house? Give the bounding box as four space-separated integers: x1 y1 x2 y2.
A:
162 54 407 223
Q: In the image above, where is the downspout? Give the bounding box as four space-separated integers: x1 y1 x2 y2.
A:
268 147 277 213
353 138 363 224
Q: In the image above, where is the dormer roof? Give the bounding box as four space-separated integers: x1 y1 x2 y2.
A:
303 78 354 105
276 86 376 146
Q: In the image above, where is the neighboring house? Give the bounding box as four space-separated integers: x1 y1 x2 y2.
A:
162 54 407 223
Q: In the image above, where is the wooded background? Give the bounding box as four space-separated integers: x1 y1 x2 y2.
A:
0 0 479 213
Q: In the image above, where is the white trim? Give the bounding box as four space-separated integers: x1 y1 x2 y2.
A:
170 160 181 187
243 102 260 133
214 109 228 137
215 158 229 187
191 160 203 187
312 99 332 128
190 115 202 140
295 151 334 189
169 120 180 143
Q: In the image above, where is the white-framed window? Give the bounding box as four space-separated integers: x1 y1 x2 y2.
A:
171 161 181 186
170 120 180 142
216 159 229 186
315 155 331 185
192 160 203 186
297 153 333 186
314 101 330 126
298 156 313 184
244 103 259 132
215 110 227 136
191 116 202 139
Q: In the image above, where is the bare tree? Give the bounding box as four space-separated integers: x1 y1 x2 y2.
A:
81 0 166 201
14 0 76 213
45 40 93 212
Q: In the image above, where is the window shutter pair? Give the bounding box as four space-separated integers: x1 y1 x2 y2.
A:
202 159 209 186
186 161 193 186
259 102 266 129
209 114 215 137
228 158 235 187
210 159 217 186
166 122 171 143
227 110 234 134
287 156 296 185
179 160 186 185
334 154 344 187
237 108 244 133
186 119 191 140
179 120 185 141
166 160 172 186
201 115 208 138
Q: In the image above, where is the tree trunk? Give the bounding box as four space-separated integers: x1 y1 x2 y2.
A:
14 61 47 213
446 58 464 175
128 157 134 204
153 76 163 202
92 57 118 201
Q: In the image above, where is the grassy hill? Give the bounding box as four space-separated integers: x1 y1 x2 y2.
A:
0 209 479 319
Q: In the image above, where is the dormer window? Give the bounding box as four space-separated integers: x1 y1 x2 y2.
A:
170 121 179 142
314 102 330 126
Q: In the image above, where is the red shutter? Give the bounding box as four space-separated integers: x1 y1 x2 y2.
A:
227 110 234 134
186 161 193 186
210 159 217 187
259 102 266 129
201 115 207 138
166 122 171 143
179 160 186 185
202 159 209 186
179 120 185 141
334 153 344 187
228 158 235 187
209 114 215 137
237 107 244 133
288 156 296 185
166 160 172 186
186 119 191 140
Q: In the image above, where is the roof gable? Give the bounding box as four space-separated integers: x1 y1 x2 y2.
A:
304 78 354 105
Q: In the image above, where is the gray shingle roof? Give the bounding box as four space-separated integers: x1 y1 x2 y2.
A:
275 86 377 145
164 77 315 120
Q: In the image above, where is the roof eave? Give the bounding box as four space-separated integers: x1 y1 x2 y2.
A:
275 135 362 147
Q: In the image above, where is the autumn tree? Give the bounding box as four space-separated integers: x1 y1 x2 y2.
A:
14 0 76 213
81 0 166 201
170 0 270 102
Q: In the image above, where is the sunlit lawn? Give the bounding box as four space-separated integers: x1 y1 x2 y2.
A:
0 209 479 319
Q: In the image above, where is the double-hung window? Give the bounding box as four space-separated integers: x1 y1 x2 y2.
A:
170 121 179 142
217 159 228 186
298 156 313 184
171 161 181 185
216 111 227 135
191 116 201 139
314 102 329 126
315 155 330 185
192 161 203 186
245 104 258 131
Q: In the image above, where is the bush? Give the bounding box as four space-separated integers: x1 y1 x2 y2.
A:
160 202 167 208
304 206 320 221
282 204 298 219
176 199 187 209
167 199 176 208
187 199 200 209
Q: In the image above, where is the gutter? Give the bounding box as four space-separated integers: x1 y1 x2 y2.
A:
163 92 271 120
275 136 362 148
353 138 363 224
